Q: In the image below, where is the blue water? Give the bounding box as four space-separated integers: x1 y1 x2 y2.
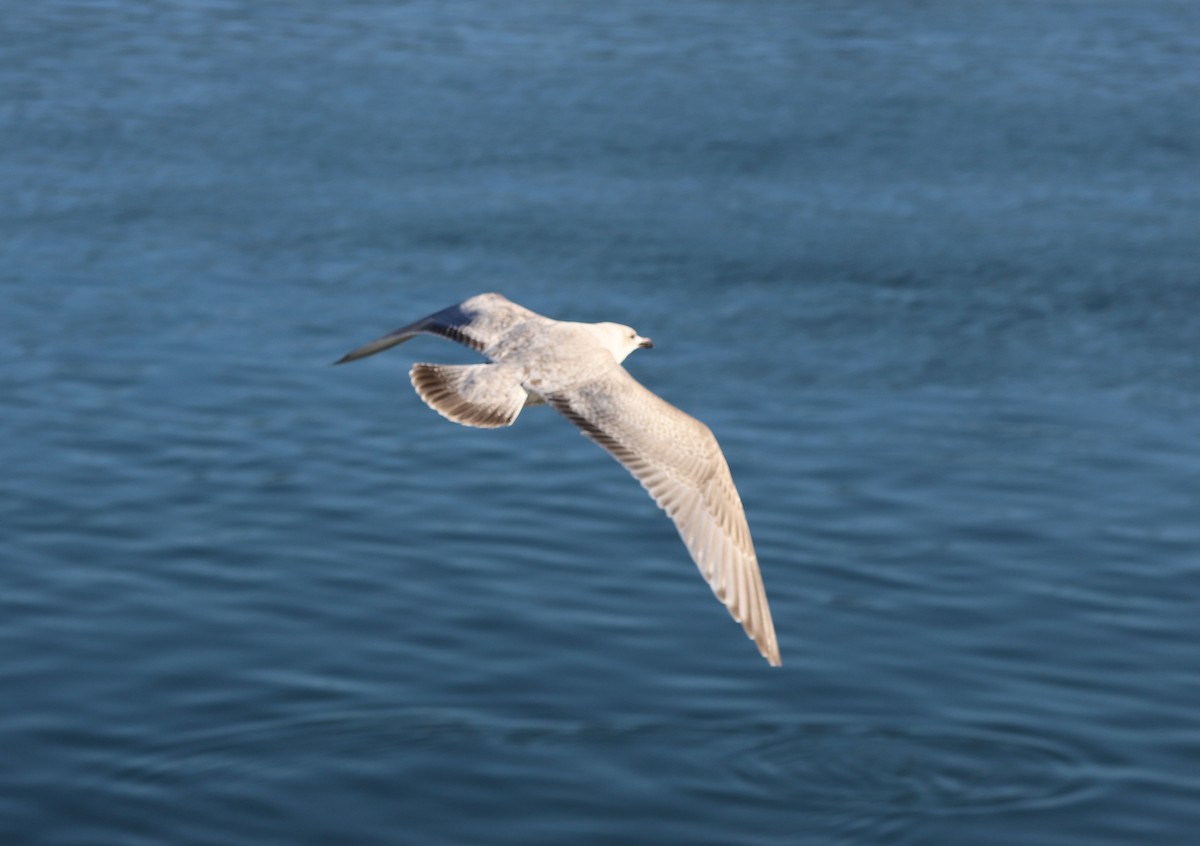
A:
4 1 1199 843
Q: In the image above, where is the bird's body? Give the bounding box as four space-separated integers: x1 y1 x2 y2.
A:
337 293 781 666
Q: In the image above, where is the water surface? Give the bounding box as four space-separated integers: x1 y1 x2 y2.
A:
3 1 1199 843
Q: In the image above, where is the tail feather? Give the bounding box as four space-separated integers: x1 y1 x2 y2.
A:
409 363 528 428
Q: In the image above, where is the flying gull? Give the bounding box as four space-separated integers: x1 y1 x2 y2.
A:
335 293 781 666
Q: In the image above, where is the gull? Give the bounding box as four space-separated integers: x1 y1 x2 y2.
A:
335 293 781 666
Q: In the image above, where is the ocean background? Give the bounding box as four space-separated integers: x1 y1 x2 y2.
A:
3 1 1198 843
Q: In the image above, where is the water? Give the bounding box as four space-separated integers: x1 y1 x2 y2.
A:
3 1 1199 843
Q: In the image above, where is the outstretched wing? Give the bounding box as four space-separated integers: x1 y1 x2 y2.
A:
334 292 541 364
546 366 781 666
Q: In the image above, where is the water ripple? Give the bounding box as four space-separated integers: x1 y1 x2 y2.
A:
728 721 1096 816
105 708 1098 824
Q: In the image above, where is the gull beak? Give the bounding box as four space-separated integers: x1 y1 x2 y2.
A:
637 336 654 349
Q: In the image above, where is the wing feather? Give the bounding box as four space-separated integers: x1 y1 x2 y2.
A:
334 293 542 364
547 367 781 666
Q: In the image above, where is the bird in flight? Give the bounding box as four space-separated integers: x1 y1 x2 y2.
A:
336 293 780 666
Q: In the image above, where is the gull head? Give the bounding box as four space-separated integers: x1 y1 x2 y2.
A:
591 322 654 363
